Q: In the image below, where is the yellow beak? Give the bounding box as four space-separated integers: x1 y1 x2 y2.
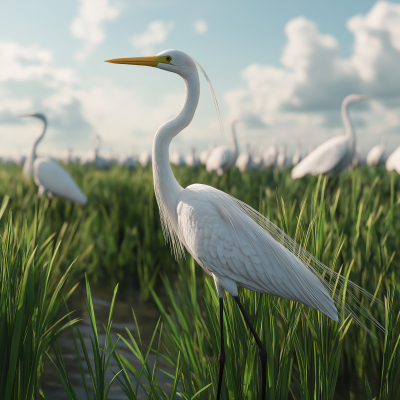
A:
20 113 34 117
105 55 173 68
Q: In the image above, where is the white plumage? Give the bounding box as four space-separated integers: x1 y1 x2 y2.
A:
199 143 214 165
291 94 369 179
34 158 87 205
263 143 278 168
185 147 200 167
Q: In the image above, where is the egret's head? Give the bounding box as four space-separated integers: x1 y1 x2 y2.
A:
343 94 370 105
20 112 47 123
106 49 196 78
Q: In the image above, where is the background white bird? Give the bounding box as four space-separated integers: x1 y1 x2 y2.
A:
107 49 382 400
118 153 137 169
291 94 369 179
385 145 400 174
138 151 152 167
292 142 303 166
366 138 387 166
235 143 252 172
185 147 200 167
170 151 186 166
21 113 87 205
263 142 278 168
206 120 239 176
277 145 290 168
199 143 214 165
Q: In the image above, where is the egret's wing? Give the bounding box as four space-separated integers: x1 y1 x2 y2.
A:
177 184 383 334
291 136 348 178
34 158 87 205
366 145 383 166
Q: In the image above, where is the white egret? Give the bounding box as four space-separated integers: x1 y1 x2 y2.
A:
185 147 200 167
291 95 369 179
21 113 87 205
206 120 239 176
263 143 277 168
107 50 382 400
292 142 303 166
170 151 186 166
276 145 290 168
366 138 386 166
80 135 110 169
385 146 400 174
199 143 214 165
119 154 137 169
235 143 252 172
138 151 152 167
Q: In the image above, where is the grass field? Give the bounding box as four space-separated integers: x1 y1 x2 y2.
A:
0 163 399 399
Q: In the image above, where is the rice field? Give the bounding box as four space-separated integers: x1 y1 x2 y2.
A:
1 163 400 399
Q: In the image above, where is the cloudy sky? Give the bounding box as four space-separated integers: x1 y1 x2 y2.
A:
1 0 400 158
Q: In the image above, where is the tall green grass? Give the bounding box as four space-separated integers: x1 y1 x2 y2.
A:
0 197 80 400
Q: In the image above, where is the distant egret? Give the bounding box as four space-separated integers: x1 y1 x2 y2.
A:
139 151 152 167
119 154 137 169
199 143 214 165
276 145 290 168
292 142 303 166
107 50 382 400
235 143 252 172
263 143 277 168
366 138 386 166
81 135 110 169
21 113 87 205
206 120 239 176
185 147 200 167
170 151 186 166
291 95 369 179
386 146 400 174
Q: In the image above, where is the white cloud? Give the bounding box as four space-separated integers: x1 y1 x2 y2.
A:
225 1 400 150
70 0 119 60
193 20 208 34
131 21 174 55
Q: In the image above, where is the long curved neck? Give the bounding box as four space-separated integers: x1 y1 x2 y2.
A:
153 71 200 226
341 101 355 150
231 121 239 158
31 119 47 160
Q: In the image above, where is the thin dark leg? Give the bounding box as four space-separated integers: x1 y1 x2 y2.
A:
216 297 225 400
234 296 267 400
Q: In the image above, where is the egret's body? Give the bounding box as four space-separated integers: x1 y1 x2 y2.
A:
107 50 382 400
21 113 87 205
206 120 239 176
366 138 386 166
291 95 368 179
386 146 400 174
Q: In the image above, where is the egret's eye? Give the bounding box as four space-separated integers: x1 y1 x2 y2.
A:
166 56 172 62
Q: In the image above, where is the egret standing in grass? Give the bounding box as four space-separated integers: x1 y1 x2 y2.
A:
291 94 369 179
107 50 382 400
366 138 387 166
21 113 87 206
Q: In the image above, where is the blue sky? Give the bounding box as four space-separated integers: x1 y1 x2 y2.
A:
1 0 400 158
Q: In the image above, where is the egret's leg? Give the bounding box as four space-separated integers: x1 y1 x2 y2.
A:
216 296 225 400
233 296 267 400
